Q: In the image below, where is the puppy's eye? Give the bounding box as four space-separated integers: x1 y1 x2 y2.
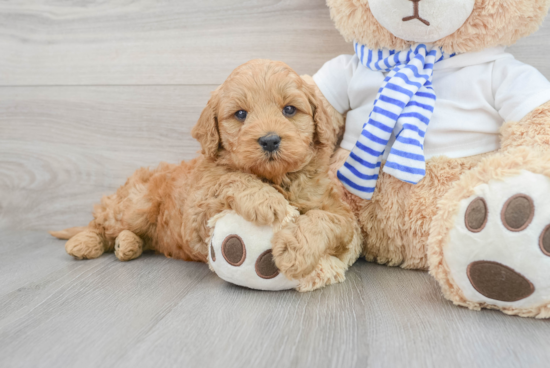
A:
234 110 248 121
283 106 297 117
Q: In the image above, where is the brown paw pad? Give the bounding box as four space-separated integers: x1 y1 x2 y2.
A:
540 225 550 256
221 235 246 266
210 242 216 262
501 194 534 232
467 261 535 302
255 250 279 279
465 197 488 233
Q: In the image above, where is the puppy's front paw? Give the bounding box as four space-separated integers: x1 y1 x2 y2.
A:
297 256 347 292
272 226 321 280
236 195 298 226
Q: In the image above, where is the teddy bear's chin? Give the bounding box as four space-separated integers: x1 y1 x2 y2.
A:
368 0 475 44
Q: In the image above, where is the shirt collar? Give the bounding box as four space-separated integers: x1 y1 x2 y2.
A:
434 46 511 70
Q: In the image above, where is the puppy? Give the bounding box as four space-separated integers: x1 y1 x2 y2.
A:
51 59 362 291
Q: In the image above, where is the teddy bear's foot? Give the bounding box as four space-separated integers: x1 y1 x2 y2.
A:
208 211 299 291
114 230 144 261
430 158 550 318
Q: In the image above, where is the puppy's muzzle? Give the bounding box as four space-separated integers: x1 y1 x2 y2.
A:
258 134 281 153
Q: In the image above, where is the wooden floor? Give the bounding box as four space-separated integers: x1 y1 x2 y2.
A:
2 1 550 367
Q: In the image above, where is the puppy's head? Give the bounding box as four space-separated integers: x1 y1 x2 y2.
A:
192 59 334 182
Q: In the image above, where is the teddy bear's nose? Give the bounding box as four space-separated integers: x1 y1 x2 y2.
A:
258 134 281 153
403 0 430 26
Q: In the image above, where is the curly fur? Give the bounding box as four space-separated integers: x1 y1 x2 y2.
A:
51 59 362 289
327 0 550 53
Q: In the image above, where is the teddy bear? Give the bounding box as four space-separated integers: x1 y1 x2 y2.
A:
210 0 550 319
303 0 550 318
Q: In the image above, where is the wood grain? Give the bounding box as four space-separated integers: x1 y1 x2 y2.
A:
1 1 549 86
0 85 206 231
0 0 350 86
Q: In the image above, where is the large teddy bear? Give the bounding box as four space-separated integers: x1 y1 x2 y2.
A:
309 0 550 318
210 0 550 319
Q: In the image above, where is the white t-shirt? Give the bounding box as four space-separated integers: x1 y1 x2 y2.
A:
313 47 550 159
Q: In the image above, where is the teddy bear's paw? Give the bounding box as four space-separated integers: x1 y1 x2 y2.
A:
65 230 105 260
208 211 299 291
296 256 347 292
114 230 144 262
442 170 550 317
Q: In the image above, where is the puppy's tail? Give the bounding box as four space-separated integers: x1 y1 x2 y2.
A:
49 226 88 240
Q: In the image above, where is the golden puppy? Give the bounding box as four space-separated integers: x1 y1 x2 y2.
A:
51 59 362 291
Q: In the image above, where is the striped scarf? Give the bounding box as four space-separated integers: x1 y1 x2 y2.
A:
337 43 456 200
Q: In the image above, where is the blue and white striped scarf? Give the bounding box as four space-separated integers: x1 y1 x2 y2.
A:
337 42 456 200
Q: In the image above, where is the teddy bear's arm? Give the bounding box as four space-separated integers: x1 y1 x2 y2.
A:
500 101 550 151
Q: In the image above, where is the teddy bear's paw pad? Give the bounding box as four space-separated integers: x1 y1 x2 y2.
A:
445 170 550 309
467 261 534 302
221 235 246 266
540 225 550 255
255 250 279 279
208 211 299 291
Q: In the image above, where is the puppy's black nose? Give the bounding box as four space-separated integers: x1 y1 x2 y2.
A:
258 134 281 153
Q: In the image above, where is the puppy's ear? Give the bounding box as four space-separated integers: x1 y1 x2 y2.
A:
192 90 221 159
303 78 339 153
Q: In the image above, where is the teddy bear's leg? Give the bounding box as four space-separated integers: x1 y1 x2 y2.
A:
329 148 487 269
114 230 144 261
207 210 299 291
428 147 550 318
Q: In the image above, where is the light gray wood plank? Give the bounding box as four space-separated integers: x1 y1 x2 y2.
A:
0 85 206 231
1 2 549 87
116 260 550 368
1 230 550 368
0 230 212 368
0 0 350 86
0 229 90 297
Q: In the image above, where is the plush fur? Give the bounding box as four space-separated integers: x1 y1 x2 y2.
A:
328 100 550 271
328 148 491 270
51 60 362 291
327 0 550 53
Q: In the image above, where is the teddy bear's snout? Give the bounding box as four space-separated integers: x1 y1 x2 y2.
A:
402 0 430 26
